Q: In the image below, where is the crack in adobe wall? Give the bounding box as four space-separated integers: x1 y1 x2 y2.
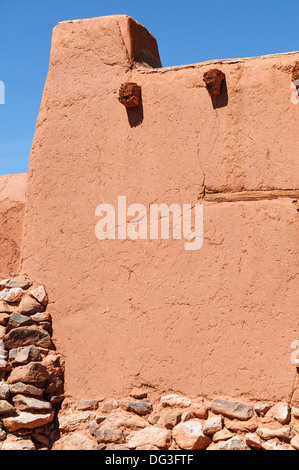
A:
204 189 299 203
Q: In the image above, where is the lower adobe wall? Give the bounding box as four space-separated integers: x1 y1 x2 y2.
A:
0 174 27 279
1 276 299 450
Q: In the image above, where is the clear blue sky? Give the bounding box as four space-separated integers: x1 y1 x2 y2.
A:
0 0 298 176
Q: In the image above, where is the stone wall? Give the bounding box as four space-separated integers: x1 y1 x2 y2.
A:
0 277 64 450
52 393 299 451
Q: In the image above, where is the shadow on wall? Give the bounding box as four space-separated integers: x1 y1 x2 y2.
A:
211 79 229 109
125 93 144 127
124 79 228 126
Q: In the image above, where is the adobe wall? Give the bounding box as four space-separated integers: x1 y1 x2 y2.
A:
20 15 299 404
0 174 27 278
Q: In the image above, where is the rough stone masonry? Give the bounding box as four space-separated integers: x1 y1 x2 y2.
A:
0 277 64 449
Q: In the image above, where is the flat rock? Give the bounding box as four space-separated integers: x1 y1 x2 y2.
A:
12 394 52 412
9 345 42 365
3 326 53 350
213 428 234 442
162 411 182 429
0 359 11 372
7 362 49 385
183 403 208 420
95 428 126 444
29 286 48 306
119 398 152 415
0 400 15 415
270 402 291 424
77 400 98 411
0 301 15 314
1 434 35 451
212 436 248 450
0 288 24 303
225 417 258 433
0 313 9 326
211 399 254 421
292 406 299 419
101 401 118 413
18 296 44 315
42 352 64 375
0 279 10 289
160 394 191 408
0 325 6 341
5 280 32 290
254 403 271 417
262 439 289 451
0 350 7 361
9 382 44 397
245 433 264 449
148 414 160 425
2 410 54 431
0 340 7 353
290 435 299 450
99 410 148 431
31 312 52 323
128 426 171 449
129 388 148 400
52 432 95 450
256 426 294 441
203 416 223 435
58 411 96 433
6 313 34 331
0 382 10 400
172 420 211 450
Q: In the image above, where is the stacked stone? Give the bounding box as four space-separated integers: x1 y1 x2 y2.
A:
0 277 64 450
52 393 299 450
